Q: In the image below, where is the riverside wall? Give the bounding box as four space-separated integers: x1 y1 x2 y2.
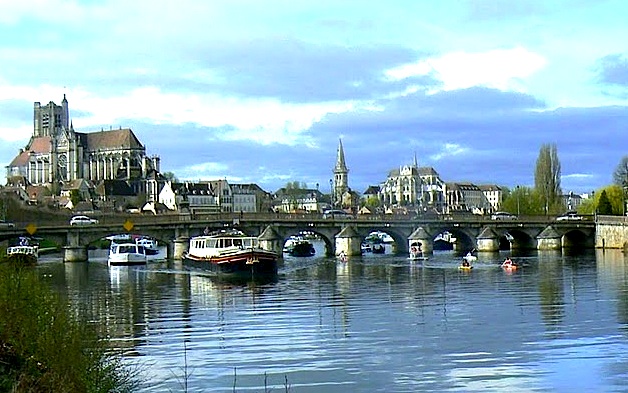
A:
596 216 628 250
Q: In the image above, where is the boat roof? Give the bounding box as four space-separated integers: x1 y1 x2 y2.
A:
194 229 250 238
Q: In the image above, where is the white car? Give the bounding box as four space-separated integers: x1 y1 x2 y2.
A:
556 212 583 221
322 209 352 219
70 215 99 226
0 220 15 228
491 211 518 220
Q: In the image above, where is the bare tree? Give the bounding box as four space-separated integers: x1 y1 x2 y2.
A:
534 143 562 215
613 156 628 187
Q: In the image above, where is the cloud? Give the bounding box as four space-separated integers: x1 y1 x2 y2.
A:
430 143 468 161
596 54 628 86
0 85 363 146
177 162 229 181
385 47 547 93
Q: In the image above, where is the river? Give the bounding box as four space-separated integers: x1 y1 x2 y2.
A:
35 241 628 392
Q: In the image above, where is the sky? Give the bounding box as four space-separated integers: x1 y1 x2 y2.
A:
2 0 628 195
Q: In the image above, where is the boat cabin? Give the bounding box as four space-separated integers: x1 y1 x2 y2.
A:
191 236 259 250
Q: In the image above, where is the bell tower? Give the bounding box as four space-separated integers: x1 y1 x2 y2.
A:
332 139 349 207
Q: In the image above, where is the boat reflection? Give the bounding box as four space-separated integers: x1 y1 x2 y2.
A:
182 259 279 288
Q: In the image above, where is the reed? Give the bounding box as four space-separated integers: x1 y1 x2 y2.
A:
0 261 138 392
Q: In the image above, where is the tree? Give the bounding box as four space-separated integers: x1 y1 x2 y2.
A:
69 189 81 206
534 143 563 215
162 171 179 183
584 185 624 215
613 156 628 186
613 156 628 215
501 186 545 216
598 190 613 215
363 195 381 209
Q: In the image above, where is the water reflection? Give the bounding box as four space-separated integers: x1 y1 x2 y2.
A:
33 248 628 392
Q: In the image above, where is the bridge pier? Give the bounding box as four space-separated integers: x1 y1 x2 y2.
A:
335 226 362 257
63 246 88 262
536 226 561 250
476 227 499 252
409 227 432 255
173 236 190 260
259 225 283 256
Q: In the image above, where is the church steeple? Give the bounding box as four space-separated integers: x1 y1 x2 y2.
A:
332 139 349 207
335 139 347 172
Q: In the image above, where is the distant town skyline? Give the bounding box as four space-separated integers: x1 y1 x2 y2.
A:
2 1 628 194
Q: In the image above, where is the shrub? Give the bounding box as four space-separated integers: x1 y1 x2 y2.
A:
0 261 138 392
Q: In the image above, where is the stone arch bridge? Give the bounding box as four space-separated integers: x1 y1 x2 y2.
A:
0 213 596 261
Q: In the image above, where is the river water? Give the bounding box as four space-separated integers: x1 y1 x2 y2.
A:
35 241 628 392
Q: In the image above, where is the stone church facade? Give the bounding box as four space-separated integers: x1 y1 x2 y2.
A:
6 95 160 196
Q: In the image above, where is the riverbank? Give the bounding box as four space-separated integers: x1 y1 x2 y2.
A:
0 259 138 392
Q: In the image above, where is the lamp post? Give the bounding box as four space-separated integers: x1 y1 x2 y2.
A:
545 183 549 216
329 178 333 208
516 185 520 216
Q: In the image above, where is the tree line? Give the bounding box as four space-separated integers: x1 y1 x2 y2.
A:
501 143 628 216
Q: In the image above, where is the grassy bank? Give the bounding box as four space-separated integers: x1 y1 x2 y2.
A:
0 260 138 392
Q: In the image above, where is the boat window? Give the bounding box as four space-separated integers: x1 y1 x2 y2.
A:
233 239 242 247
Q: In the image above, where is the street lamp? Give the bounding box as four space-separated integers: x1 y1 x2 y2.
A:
329 178 334 208
516 185 520 216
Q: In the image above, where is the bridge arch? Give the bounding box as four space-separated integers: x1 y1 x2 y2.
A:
561 229 594 249
505 228 537 250
272 226 338 257
426 226 478 253
352 227 407 253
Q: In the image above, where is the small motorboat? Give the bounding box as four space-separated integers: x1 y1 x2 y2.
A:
6 245 38 265
136 237 160 255
371 244 385 254
286 240 315 257
108 243 147 266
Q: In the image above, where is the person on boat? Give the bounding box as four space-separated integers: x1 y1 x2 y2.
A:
461 259 471 268
502 257 516 267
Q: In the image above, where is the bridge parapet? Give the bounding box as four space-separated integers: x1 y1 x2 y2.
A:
0 213 599 257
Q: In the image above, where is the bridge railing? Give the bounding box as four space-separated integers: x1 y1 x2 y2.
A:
10 211 590 230
596 214 628 224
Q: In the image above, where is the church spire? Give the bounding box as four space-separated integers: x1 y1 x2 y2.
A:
413 151 418 168
332 138 349 208
335 138 347 172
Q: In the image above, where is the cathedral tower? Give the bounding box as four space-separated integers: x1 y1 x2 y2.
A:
332 139 349 207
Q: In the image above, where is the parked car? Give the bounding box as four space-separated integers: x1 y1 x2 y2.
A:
69 215 99 226
491 211 518 220
556 211 583 221
0 220 15 228
322 209 352 219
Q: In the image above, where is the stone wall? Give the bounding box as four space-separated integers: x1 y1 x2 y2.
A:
596 216 628 249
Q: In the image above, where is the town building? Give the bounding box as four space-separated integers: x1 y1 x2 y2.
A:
272 187 327 213
158 180 271 214
445 182 503 214
6 96 161 198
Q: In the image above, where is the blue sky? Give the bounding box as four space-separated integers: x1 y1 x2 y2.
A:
2 0 628 195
